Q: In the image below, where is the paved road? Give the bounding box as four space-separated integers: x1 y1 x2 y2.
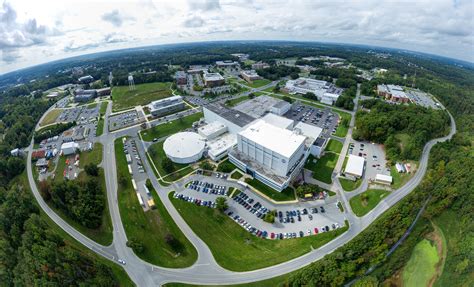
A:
26 92 456 286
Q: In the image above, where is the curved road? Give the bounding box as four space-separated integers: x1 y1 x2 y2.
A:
26 98 456 286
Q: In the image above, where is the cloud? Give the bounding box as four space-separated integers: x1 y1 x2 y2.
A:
188 0 221 11
1 49 20 63
183 16 205 28
101 10 134 27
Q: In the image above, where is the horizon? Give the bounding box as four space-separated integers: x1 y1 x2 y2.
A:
1 0 473 75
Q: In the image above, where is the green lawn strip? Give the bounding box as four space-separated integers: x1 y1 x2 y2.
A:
334 111 351 137
231 170 244 180
53 155 68 183
339 177 362 191
225 95 250 107
305 154 338 184
325 139 343 154
247 79 271 88
402 239 440 287
349 189 390 217
140 112 203 141
148 141 193 180
79 142 103 168
244 178 296 201
96 117 105 136
40 109 62 126
99 101 108 115
169 192 348 271
115 138 197 267
112 82 172 112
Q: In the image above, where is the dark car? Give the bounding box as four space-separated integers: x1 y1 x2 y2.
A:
299 231 304 237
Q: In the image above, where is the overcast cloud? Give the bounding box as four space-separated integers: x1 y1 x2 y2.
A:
0 0 473 74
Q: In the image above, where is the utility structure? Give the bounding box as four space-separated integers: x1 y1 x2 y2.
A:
108 71 113 86
128 75 135 91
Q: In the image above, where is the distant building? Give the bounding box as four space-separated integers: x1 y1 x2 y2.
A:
175 71 187 85
148 95 185 117
216 60 240 71
240 70 261 82
377 84 410 103
78 75 94 84
74 89 97 102
285 77 343 105
10 148 22 157
96 87 111 97
251 61 270 70
375 174 393 185
46 91 60 98
231 53 249 62
61 142 79 156
203 72 225 87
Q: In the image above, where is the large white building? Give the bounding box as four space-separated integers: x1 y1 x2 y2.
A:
148 96 185 117
344 155 365 179
285 77 343 105
163 132 205 164
61 142 79 155
198 121 227 140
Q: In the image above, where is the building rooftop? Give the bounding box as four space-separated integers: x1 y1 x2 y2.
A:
149 95 183 109
239 119 306 158
293 122 322 145
207 133 237 158
234 95 284 118
204 104 256 127
203 72 224 82
313 137 326 147
198 121 227 138
345 155 365 177
261 113 294 130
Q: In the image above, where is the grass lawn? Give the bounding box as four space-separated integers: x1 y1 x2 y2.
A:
216 158 238 173
402 239 440 287
148 141 193 179
14 171 134 286
79 142 103 168
140 112 203 141
339 177 362 191
164 271 293 287
99 101 108 115
325 139 343 154
39 109 62 126
53 155 68 184
247 79 271 88
115 138 197 267
96 117 105 136
305 154 338 184
170 192 348 271
231 170 244 180
244 178 296 201
334 111 351 137
390 164 416 189
112 82 172 112
349 189 390 217
225 95 251 107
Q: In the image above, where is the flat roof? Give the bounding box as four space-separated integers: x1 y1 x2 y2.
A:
198 121 227 137
294 122 322 144
261 113 294 130
163 132 205 159
375 174 393 183
233 95 283 118
313 137 326 147
204 104 256 127
207 133 237 157
239 120 305 158
345 155 365 177
203 72 224 81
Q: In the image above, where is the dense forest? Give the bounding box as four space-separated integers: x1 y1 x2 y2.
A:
353 99 450 161
256 65 300 80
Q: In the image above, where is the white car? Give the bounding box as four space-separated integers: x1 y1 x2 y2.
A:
118 259 126 265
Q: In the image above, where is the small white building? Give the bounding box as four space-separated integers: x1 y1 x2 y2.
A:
270 100 292 116
375 174 393 185
61 142 79 156
345 155 365 179
10 148 21 157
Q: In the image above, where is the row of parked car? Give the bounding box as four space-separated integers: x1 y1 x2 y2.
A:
173 192 216 208
187 180 227 196
233 191 269 219
230 214 269 238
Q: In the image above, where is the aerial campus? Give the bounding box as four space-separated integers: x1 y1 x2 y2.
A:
0 3 473 287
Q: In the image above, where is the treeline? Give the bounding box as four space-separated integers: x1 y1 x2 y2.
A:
354 99 449 161
0 181 119 285
38 166 105 229
289 133 473 286
256 65 300 80
112 66 173 86
34 122 75 143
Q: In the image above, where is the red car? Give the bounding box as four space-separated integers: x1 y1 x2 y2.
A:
270 233 275 239
314 227 319 234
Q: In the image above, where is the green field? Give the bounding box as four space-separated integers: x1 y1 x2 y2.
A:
305 153 338 184
231 170 244 180
245 178 296 201
112 82 172 112
225 95 251 107
79 142 103 168
402 239 440 287
170 192 348 271
96 117 105 136
115 138 197 267
39 109 63 126
325 139 343 154
148 141 194 180
339 177 362 191
334 111 351 137
349 189 390 217
99 101 108 115
140 112 203 141
246 79 271 88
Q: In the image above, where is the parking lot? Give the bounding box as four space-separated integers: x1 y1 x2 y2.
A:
109 110 146 132
285 104 340 139
347 140 389 180
176 178 346 239
123 138 151 210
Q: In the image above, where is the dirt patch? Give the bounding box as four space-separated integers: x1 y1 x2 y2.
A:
383 269 403 287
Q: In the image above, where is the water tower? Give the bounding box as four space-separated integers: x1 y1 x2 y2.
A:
128 75 135 91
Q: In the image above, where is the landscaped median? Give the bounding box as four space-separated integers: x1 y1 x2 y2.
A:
244 178 296 202
305 154 338 184
349 189 390 217
169 191 348 271
114 137 197 267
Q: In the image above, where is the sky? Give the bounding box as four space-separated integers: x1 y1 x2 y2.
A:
0 0 473 74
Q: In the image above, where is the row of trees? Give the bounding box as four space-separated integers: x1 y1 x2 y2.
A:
256 65 300 81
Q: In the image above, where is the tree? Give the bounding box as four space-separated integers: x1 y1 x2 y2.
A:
248 93 256 99
164 233 184 253
282 96 293 103
127 238 145 253
84 163 99 176
162 157 174 173
215 197 228 212
199 161 214 171
354 276 379 287
263 210 276 223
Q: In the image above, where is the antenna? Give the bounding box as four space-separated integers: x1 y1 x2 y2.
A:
128 75 135 91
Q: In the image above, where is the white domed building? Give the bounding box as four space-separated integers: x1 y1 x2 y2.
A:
163 132 205 164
